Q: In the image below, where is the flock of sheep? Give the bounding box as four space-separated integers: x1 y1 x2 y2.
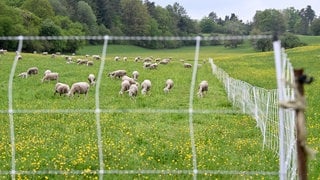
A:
15 52 209 98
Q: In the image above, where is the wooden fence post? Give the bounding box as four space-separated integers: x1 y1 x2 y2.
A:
279 68 314 180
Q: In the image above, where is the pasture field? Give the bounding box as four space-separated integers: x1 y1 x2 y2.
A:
0 39 319 179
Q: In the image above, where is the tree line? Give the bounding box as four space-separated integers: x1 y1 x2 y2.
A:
1 0 319 53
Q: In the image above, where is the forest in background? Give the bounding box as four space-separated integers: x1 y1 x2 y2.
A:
1 0 320 53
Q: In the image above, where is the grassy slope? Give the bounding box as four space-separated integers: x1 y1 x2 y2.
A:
0 36 319 179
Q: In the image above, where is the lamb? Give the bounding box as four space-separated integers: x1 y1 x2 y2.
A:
68 82 90 97
163 79 174 93
183 63 192 68
42 72 59 82
197 80 208 97
119 80 130 95
27 67 38 75
54 82 70 96
18 72 28 78
88 74 96 86
128 83 139 97
108 70 127 79
141 79 152 95
132 71 139 81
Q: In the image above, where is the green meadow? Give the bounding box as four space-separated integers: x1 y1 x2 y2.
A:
0 37 319 179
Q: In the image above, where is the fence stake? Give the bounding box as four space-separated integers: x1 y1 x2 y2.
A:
292 69 312 180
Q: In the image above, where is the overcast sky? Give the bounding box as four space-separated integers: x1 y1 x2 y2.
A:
152 0 320 22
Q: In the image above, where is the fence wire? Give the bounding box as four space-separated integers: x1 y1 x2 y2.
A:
0 35 294 179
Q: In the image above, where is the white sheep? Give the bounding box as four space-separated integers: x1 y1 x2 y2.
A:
77 59 88 65
42 72 59 82
183 62 192 68
87 61 94 66
114 56 120 61
88 74 96 86
141 79 152 95
128 83 138 97
68 82 90 97
159 58 171 64
92 55 101 60
143 62 151 69
18 72 28 78
132 71 139 81
0 49 7 54
123 57 128 61
119 80 130 95
122 75 136 85
27 67 38 75
54 82 70 96
44 69 51 76
149 63 158 69
197 80 208 97
134 56 141 62
108 70 127 79
163 79 174 93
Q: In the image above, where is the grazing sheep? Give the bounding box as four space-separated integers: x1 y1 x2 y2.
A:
44 69 51 76
42 52 48 55
163 79 174 93
18 72 28 78
68 82 90 97
54 82 70 96
108 70 127 79
128 83 138 97
141 79 152 95
183 63 192 68
27 67 38 75
155 58 161 63
143 57 153 62
77 59 88 65
0 49 7 54
122 75 136 85
114 56 120 61
92 55 101 60
87 61 94 66
159 58 170 64
123 57 128 61
134 56 141 62
197 80 208 97
119 80 130 95
42 72 59 82
88 74 96 86
149 63 158 69
143 62 151 69
132 71 139 81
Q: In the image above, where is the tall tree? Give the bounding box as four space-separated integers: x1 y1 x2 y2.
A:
283 7 301 33
298 5 315 34
21 0 55 19
253 9 286 35
311 18 320 35
300 5 315 26
120 0 150 36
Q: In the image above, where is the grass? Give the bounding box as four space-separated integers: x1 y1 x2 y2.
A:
0 38 319 179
